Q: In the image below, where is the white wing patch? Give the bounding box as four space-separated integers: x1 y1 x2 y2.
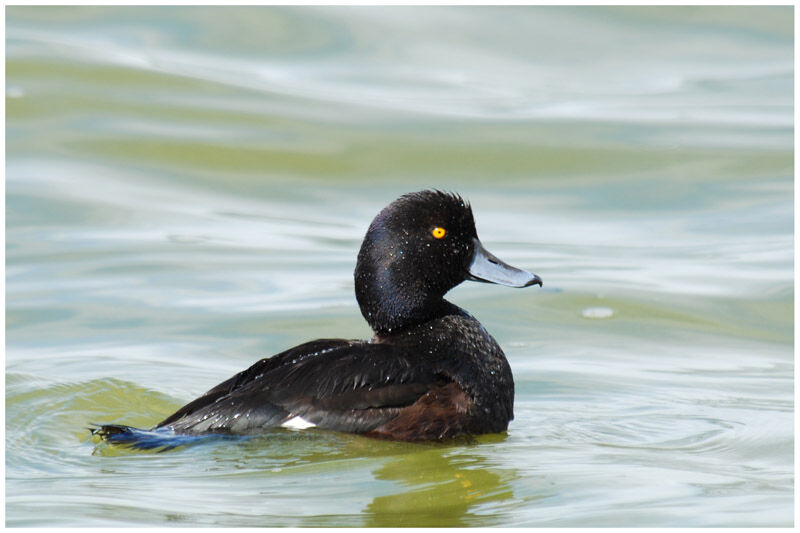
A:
280 416 316 430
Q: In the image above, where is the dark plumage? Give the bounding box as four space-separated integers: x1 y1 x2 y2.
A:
93 190 541 446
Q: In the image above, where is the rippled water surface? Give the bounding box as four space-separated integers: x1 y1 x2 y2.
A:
6 6 793 527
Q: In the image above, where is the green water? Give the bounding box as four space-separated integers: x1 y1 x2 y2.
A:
6 6 793 527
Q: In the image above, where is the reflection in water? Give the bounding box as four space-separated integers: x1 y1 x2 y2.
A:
364 436 517 527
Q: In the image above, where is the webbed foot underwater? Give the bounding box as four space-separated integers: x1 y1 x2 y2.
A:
94 190 541 447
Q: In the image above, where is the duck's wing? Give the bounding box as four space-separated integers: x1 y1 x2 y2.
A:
155 338 441 435
154 339 353 429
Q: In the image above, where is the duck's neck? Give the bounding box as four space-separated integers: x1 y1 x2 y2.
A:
354 254 454 337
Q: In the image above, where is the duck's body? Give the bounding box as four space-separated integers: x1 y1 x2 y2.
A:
95 190 540 444
151 309 512 440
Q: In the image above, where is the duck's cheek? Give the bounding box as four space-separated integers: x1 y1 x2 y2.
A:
432 250 468 287
447 241 473 268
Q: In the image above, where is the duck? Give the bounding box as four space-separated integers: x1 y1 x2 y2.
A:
94 190 541 445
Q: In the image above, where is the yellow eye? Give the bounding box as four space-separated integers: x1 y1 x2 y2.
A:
432 227 446 239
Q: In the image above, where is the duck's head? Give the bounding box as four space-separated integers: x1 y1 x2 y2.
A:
355 190 542 335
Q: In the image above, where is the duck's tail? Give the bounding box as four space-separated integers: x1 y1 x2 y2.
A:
90 424 237 451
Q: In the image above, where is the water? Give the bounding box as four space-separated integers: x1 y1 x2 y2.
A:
6 6 793 527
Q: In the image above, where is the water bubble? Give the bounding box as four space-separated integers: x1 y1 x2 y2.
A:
581 306 614 319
